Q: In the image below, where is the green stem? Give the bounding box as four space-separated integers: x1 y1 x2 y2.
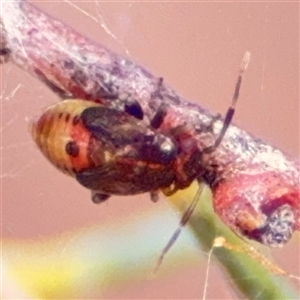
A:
168 182 298 300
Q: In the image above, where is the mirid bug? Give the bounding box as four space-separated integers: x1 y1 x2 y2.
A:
31 50 249 201
32 53 253 264
31 51 299 271
32 49 248 204
31 93 201 204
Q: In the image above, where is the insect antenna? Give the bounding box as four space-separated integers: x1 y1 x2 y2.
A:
203 51 250 154
153 52 250 273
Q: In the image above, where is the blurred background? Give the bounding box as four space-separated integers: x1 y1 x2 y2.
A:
2 1 299 299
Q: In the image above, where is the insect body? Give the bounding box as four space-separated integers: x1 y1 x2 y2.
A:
31 98 203 203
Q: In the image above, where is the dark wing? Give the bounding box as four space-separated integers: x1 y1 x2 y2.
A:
81 106 147 147
76 165 112 190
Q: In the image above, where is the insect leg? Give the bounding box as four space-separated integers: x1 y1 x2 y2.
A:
203 52 250 154
91 191 111 204
161 185 178 197
123 96 144 120
150 191 160 202
150 103 168 129
153 182 205 273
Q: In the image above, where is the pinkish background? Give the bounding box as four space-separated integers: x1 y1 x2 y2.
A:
2 1 299 299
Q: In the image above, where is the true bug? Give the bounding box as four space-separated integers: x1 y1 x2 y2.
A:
31 53 250 267
31 95 202 204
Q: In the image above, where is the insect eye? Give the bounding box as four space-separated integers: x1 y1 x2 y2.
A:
139 134 177 165
65 141 79 157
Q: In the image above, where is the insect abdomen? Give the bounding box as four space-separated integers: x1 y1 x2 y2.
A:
31 100 99 176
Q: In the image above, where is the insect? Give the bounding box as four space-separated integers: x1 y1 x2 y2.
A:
31 95 204 204
31 50 250 201
31 53 257 268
